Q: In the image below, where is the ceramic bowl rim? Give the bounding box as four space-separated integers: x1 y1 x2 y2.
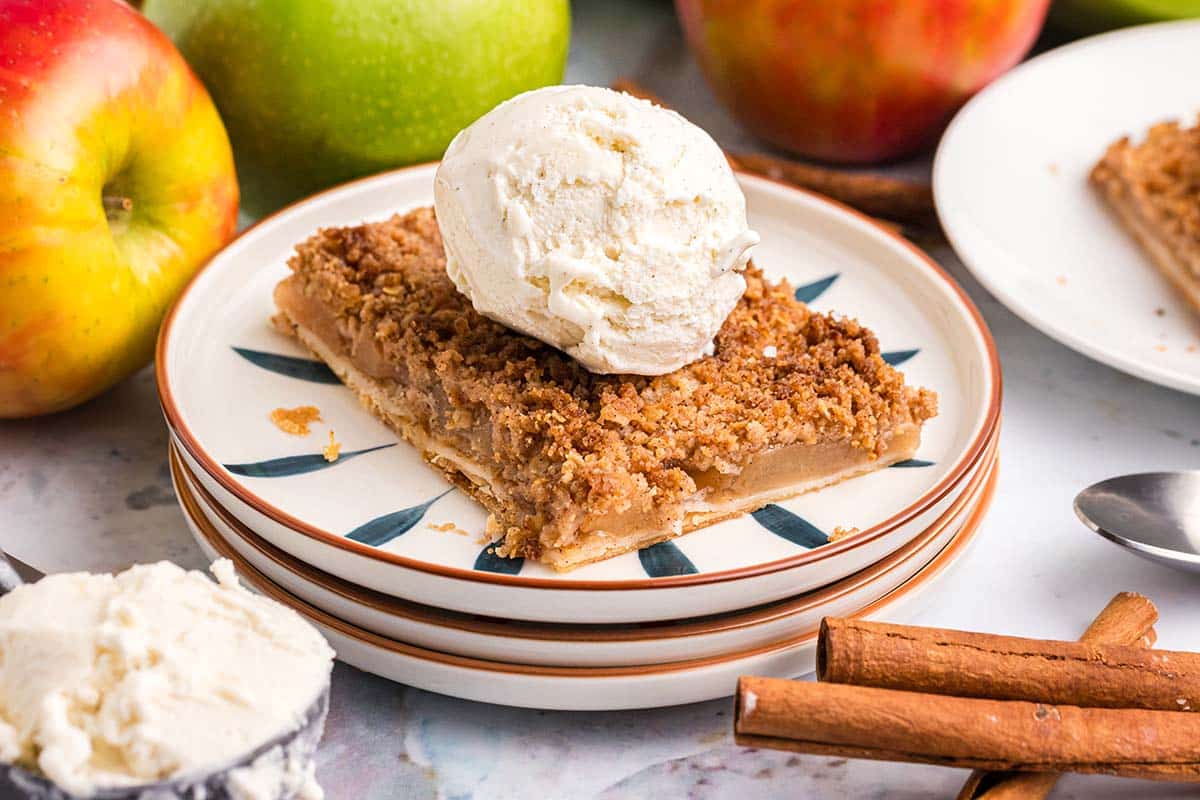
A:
157 161 1002 591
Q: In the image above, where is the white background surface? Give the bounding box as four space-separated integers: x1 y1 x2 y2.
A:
2 2 1198 797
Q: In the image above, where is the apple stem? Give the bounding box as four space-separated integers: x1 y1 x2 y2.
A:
103 194 134 221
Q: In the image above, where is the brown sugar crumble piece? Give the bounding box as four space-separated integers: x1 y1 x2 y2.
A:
428 521 470 536
272 207 937 571
270 405 322 436
322 430 341 462
1090 119 1200 313
829 526 860 543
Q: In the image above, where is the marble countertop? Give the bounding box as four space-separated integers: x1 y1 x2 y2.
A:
3 2 1199 797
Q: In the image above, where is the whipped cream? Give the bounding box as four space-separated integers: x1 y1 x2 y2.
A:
434 85 759 375
0 560 333 797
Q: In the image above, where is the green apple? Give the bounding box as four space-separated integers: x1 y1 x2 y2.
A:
144 0 571 215
1049 0 1200 35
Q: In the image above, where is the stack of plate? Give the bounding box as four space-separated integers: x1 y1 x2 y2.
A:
157 165 1002 711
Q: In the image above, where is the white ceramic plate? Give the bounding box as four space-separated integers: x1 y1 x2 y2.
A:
159 163 999 622
186 475 991 711
935 20 1200 395
173 440 995 667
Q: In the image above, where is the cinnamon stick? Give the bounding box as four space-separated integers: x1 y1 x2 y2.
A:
609 77 937 232
817 616 1194 711
1079 591 1159 646
958 592 1159 800
734 678 1200 781
732 153 936 228
610 77 667 108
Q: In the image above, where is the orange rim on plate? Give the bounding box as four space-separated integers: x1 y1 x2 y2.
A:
172 435 997 643
157 161 1002 591
183 450 998 678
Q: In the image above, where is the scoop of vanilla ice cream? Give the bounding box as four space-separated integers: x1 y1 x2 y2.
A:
0 560 333 798
433 85 759 375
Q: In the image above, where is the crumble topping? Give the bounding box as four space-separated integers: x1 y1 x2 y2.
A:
280 207 937 558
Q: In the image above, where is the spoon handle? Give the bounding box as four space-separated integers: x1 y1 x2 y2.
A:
0 550 38 595
0 555 23 595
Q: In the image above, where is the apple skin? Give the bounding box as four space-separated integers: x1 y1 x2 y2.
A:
0 0 238 418
144 0 571 216
676 0 1050 163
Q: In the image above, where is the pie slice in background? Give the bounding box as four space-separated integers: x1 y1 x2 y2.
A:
1091 119 1200 313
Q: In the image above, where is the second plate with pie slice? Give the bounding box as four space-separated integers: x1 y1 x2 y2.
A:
935 20 1200 395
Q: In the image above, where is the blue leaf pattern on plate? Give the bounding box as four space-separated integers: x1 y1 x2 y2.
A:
882 349 919 366
638 542 698 577
223 443 395 478
793 274 839 304
232 347 340 384
891 458 934 468
473 543 525 575
346 489 452 547
751 504 829 548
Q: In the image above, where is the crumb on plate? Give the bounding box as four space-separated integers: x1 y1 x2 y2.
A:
323 430 341 462
270 405 322 436
428 521 470 536
830 525 860 543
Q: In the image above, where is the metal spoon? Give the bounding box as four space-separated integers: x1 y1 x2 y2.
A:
0 549 329 800
1074 471 1200 573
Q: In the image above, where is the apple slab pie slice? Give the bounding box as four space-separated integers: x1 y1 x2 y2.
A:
1091 120 1200 313
272 207 938 572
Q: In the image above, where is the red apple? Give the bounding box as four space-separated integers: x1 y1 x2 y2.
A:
675 0 1050 163
0 0 238 417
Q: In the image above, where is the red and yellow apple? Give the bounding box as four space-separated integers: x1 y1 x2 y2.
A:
675 0 1050 163
0 0 238 418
